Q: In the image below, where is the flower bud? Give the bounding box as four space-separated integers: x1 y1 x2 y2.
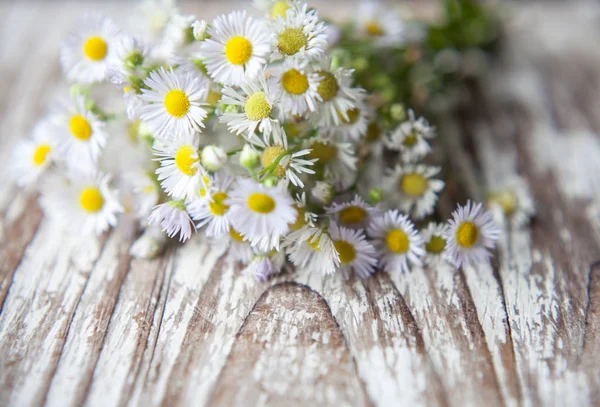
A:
192 20 210 41
312 181 334 206
369 188 383 203
201 145 227 171
240 144 260 170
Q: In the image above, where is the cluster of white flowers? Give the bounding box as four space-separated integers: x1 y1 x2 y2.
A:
14 0 504 281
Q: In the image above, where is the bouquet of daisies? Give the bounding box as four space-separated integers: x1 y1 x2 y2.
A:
13 0 506 281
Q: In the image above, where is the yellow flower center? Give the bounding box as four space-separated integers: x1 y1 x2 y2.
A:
316 72 339 102
338 206 367 225
229 227 245 242
245 92 272 121
83 36 108 61
366 20 384 37
307 233 321 251
69 115 92 141
385 229 409 254
289 205 306 231
225 36 253 65
175 145 199 176
333 240 356 264
209 192 229 216
308 142 337 165
278 28 307 56
199 175 210 197
79 187 104 213
456 222 478 248
426 235 446 254
207 89 222 105
261 145 288 177
488 190 517 215
340 108 360 124
400 173 428 197
366 122 381 141
403 131 418 147
164 90 190 118
32 144 51 166
270 0 290 18
248 192 276 214
281 69 309 95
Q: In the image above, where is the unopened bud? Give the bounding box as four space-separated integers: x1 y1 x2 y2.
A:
201 145 227 171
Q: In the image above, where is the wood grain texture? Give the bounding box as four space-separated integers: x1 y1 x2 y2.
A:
0 2 599 407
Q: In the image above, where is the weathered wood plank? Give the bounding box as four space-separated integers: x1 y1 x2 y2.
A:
210 282 370 406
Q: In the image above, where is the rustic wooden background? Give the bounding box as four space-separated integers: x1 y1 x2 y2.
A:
1 1 599 406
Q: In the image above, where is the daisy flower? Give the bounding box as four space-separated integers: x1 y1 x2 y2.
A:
283 226 340 275
275 58 322 116
134 0 178 42
306 137 357 190
153 133 205 200
139 67 209 141
254 0 295 19
487 176 535 228
200 11 272 86
219 75 282 141
356 1 407 48
258 142 316 187
383 164 445 219
386 110 435 162
327 93 374 142
217 227 255 264
326 195 377 230
329 222 378 279
60 14 121 84
148 200 195 242
421 222 449 266
108 35 150 77
12 120 57 186
310 56 364 128
41 173 123 236
290 192 317 230
368 209 424 274
53 95 108 172
162 13 196 50
227 178 297 252
445 201 501 268
271 3 328 61
187 174 234 237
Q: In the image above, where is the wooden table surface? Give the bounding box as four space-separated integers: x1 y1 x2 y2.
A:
1 1 599 406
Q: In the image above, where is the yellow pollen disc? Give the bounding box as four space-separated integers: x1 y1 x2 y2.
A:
69 115 92 141
175 145 199 176
245 92 272 121
164 90 190 118
79 187 104 213
316 72 339 102
403 131 418 147
308 142 337 165
289 205 306 231
341 108 360 124
32 144 51 166
400 173 428 197
270 0 290 18
334 240 356 264
207 90 222 105
209 192 229 216
366 122 382 141
229 227 245 242
83 36 108 61
426 236 446 254
248 193 276 214
278 28 307 56
385 229 409 254
143 185 155 194
261 146 288 177
338 206 367 225
366 20 384 37
225 36 253 65
307 234 321 251
456 222 478 248
281 69 309 95
488 190 517 215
